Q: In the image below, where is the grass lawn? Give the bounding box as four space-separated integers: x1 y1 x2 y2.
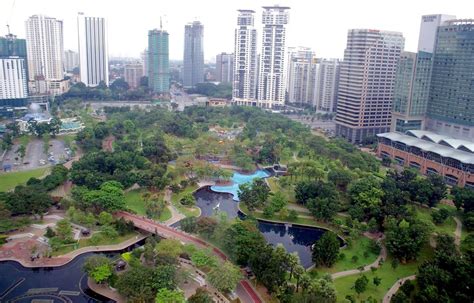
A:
124 189 172 222
267 177 296 203
52 232 138 256
17 135 32 146
316 236 379 274
171 185 200 217
413 205 457 235
0 167 50 192
333 244 434 302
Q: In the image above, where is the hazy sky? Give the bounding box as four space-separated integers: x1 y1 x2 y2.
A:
1 0 472 61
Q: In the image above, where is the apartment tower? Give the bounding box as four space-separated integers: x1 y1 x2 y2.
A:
183 21 204 87
148 29 170 93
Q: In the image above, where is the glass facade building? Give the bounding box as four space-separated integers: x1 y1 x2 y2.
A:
426 19 474 139
148 29 170 94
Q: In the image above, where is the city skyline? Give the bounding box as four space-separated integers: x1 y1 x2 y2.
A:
1 0 472 61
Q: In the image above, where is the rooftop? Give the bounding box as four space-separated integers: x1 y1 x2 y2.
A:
377 132 474 165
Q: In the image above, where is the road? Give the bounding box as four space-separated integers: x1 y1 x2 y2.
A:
116 211 263 303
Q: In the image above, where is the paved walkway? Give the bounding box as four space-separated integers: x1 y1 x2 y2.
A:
453 216 462 247
162 188 185 226
382 275 416 303
332 233 386 279
116 212 262 303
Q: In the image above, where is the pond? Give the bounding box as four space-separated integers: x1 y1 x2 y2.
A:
0 240 145 302
210 169 271 201
194 178 330 268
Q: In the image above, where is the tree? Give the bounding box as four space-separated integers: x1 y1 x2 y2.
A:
188 287 213 303
45 226 56 238
312 231 340 267
81 181 126 213
431 208 450 225
156 239 183 262
116 265 155 302
83 255 113 284
307 278 337 303
373 276 382 287
155 288 185 303
354 275 369 296
180 216 197 233
270 191 287 212
98 211 114 225
152 265 177 290
179 193 195 206
452 186 474 212
385 218 431 262
238 179 270 211
55 219 73 242
308 197 339 221
208 261 242 293
328 168 353 191
223 220 266 265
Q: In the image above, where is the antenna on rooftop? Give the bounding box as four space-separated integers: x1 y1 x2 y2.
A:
160 16 162 30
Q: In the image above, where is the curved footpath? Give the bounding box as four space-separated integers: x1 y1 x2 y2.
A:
0 234 147 268
331 233 386 279
116 212 263 303
382 275 416 303
453 216 462 247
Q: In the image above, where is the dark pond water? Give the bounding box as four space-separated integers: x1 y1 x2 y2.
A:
194 186 327 268
0 240 145 302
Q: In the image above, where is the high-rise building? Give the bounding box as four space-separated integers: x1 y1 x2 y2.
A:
216 53 234 83
233 9 258 106
391 14 456 133
183 21 204 87
25 15 64 83
0 34 28 109
426 19 474 140
315 58 340 112
391 51 433 132
77 13 109 87
148 29 169 93
124 63 144 89
257 6 290 108
417 14 456 53
335 29 404 143
286 47 317 105
141 49 148 77
64 50 79 72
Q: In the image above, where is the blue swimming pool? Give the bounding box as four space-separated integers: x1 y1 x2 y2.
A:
210 169 270 201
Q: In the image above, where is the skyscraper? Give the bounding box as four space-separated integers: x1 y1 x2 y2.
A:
426 19 474 140
233 10 258 106
77 13 109 87
25 15 64 82
64 50 79 72
183 21 204 87
391 51 433 132
391 14 456 133
257 6 290 108
216 53 234 83
0 34 28 109
315 58 340 112
286 47 317 106
124 63 144 89
335 29 404 143
148 29 170 94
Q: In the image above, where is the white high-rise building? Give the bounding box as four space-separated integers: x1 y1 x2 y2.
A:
77 13 109 87
0 58 28 100
64 50 79 72
233 10 258 106
25 15 64 81
257 6 290 108
315 59 340 112
286 47 317 105
417 14 456 53
335 29 404 143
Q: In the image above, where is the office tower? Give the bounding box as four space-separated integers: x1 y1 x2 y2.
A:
315 58 340 112
426 19 474 140
233 10 258 106
418 14 456 53
257 6 290 108
64 50 79 72
141 49 148 77
0 34 28 110
77 13 109 87
391 14 456 133
25 15 64 83
183 21 204 87
216 53 234 83
335 29 404 143
148 28 170 93
286 47 317 105
391 51 433 132
124 63 144 89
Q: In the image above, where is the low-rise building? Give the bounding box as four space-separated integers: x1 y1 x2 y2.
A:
376 130 474 188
